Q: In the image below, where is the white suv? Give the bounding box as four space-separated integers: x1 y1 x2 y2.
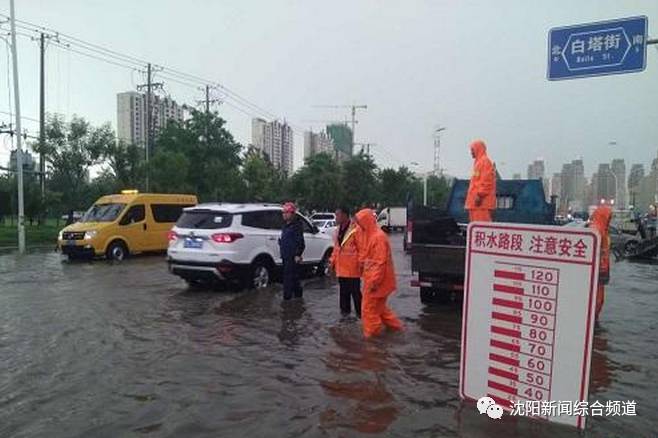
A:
167 203 334 288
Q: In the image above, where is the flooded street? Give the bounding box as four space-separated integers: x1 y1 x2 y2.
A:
1 238 656 437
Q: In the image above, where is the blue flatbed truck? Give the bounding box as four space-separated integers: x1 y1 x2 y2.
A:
409 179 556 304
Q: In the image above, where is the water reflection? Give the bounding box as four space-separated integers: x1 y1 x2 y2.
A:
319 325 400 434
278 299 307 347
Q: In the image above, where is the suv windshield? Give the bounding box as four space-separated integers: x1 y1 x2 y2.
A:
80 203 126 223
176 210 232 229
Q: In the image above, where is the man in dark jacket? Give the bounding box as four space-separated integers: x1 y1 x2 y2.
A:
280 202 305 300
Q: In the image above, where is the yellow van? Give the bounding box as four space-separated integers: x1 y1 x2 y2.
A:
58 191 197 260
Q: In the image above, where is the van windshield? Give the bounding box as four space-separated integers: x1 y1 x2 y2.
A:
176 210 232 229
81 203 126 223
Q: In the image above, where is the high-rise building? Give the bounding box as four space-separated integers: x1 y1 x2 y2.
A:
628 164 645 206
326 124 353 160
559 159 587 213
611 159 626 208
594 164 616 204
304 130 335 161
527 159 545 180
251 118 294 175
550 172 561 200
117 91 183 146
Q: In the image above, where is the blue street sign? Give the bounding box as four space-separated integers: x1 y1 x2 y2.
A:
548 16 648 80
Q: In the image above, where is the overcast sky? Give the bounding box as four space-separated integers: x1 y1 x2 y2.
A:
2 0 658 178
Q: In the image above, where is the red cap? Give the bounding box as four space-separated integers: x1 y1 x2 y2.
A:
282 202 297 214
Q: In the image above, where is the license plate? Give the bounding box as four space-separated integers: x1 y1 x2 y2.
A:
66 240 77 246
184 239 203 249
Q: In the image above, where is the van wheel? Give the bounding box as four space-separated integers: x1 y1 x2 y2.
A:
106 240 128 261
249 260 271 289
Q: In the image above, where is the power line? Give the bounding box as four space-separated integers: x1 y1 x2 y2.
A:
0 13 287 124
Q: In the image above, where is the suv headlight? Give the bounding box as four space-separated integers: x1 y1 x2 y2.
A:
84 230 98 240
58 231 63 240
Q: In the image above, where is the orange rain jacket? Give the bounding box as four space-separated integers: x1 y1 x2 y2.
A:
590 205 613 276
465 140 496 211
330 223 362 278
355 209 396 298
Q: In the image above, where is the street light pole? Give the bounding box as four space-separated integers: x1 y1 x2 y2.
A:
9 0 25 254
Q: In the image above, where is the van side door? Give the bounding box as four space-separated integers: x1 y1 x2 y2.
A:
118 204 147 252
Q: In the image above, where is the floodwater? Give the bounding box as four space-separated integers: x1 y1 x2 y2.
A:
0 239 656 437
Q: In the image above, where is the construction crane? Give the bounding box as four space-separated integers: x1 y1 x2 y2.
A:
301 119 354 126
312 104 367 146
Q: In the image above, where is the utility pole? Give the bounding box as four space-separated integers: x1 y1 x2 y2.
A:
137 63 163 192
9 0 25 253
312 104 367 151
354 142 375 157
145 63 152 192
39 32 46 201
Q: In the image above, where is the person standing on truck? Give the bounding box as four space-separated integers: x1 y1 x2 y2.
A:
354 208 403 338
330 207 362 318
589 203 613 320
280 202 305 300
465 139 496 222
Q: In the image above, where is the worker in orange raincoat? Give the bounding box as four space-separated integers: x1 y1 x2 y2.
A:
465 140 496 222
330 207 362 318
354 208 403 338
589 203 613 320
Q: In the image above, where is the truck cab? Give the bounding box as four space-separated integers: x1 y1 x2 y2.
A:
410 179 556 303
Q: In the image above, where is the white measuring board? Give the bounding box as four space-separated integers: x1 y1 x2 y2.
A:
459 222 600 429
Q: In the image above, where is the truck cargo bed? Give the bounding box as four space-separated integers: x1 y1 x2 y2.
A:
411 243 466 277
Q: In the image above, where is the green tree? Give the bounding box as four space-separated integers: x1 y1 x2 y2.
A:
378 166 418 207
340 151 378 210
425 174 451 207
289 153 342 210
242 147 287 202
153 110 244 201
100 141 145 191
35 115 114 215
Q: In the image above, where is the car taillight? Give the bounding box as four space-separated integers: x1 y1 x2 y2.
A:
211 232 243 243
407 220 413 242
167 231 178 241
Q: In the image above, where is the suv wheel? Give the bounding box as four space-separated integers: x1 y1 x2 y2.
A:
316 250 332 277
250 261 271 289
106 240 128 261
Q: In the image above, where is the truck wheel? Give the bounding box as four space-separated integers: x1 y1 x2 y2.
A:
420 287 450 305
106 240 128 261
